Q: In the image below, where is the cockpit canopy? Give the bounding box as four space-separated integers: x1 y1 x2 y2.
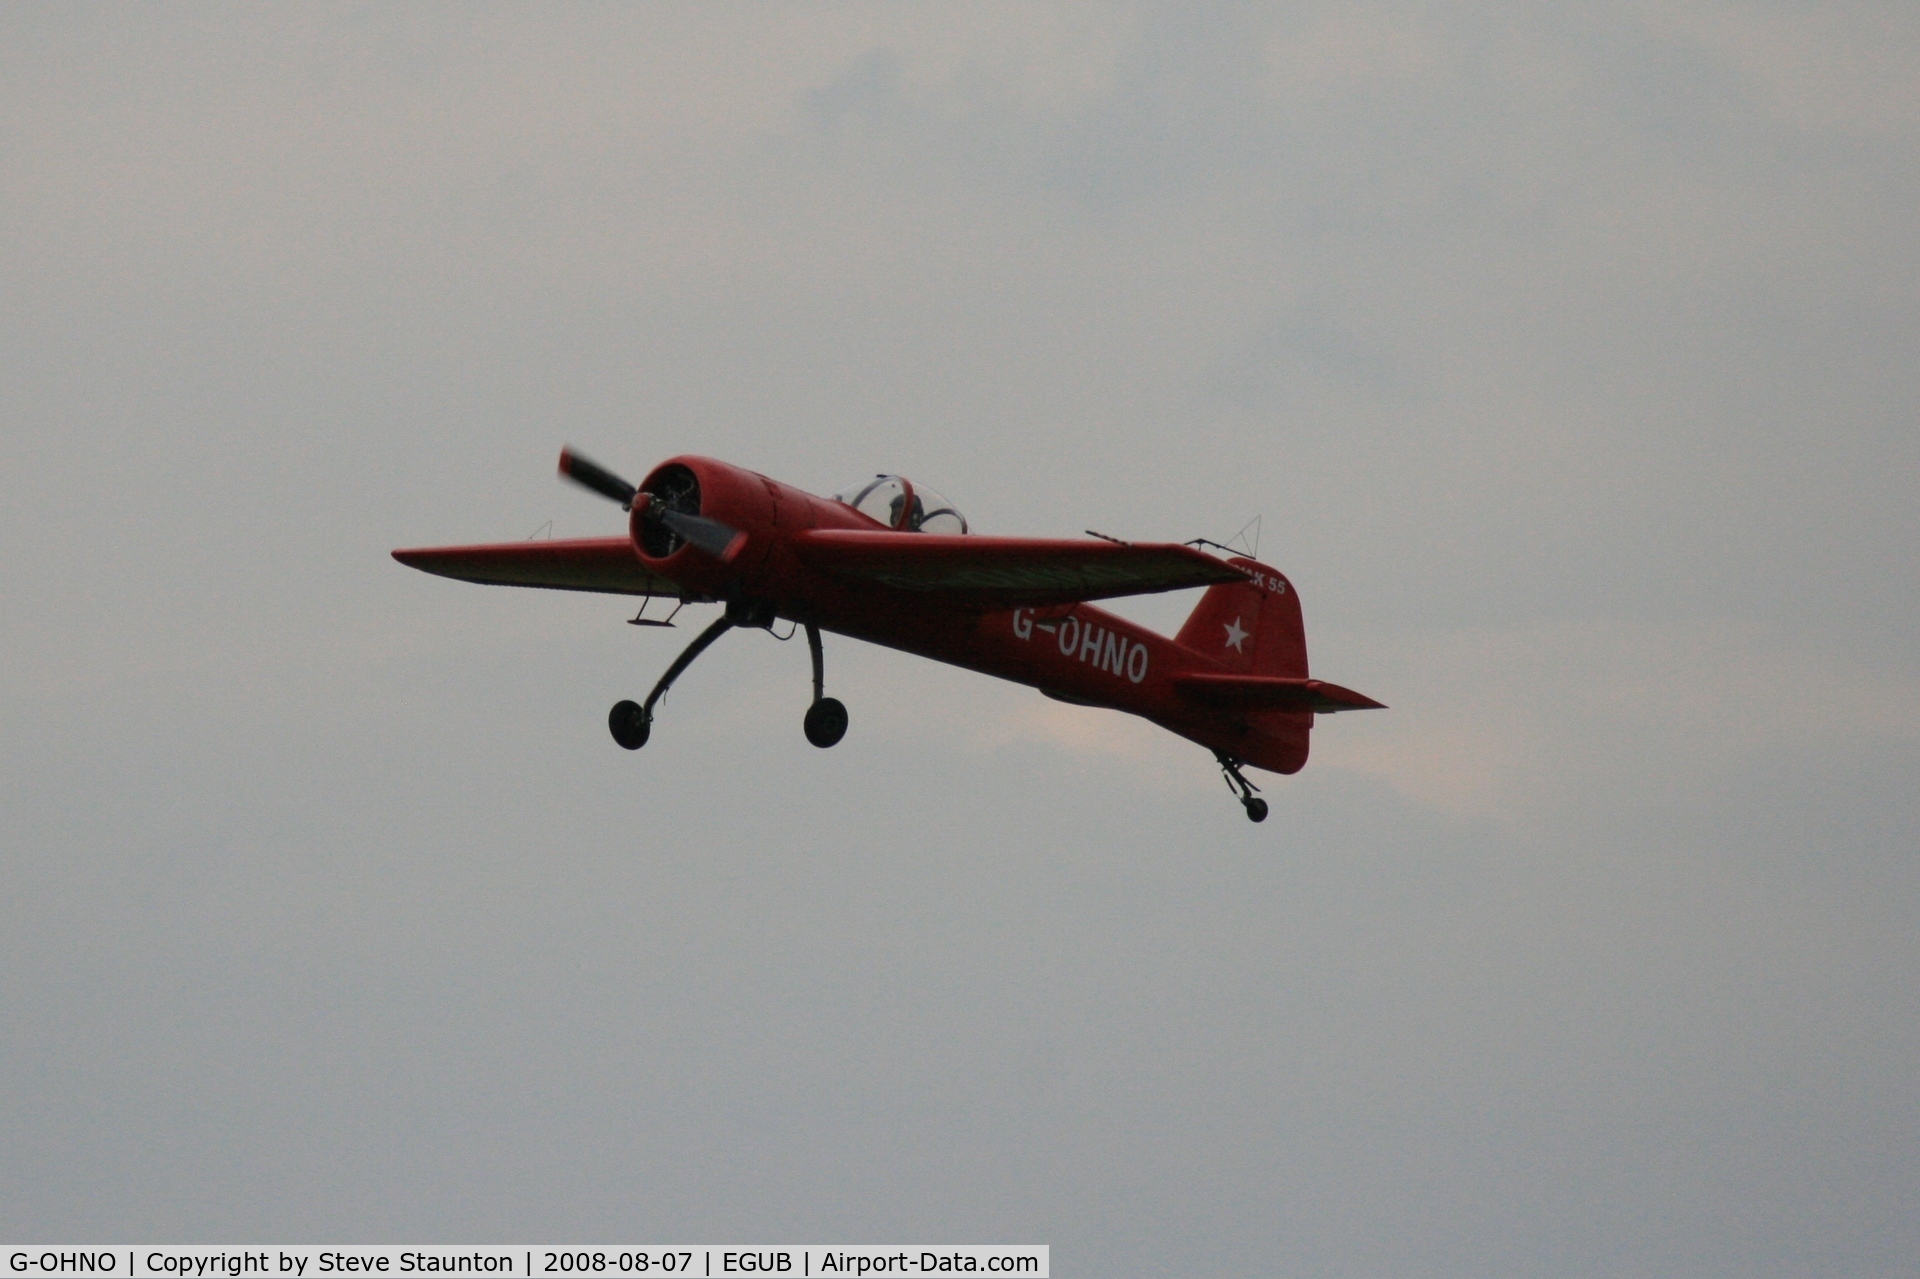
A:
833 474 969 535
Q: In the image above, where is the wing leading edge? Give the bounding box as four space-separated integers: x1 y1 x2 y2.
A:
792 530 1247 609
391 537 690 598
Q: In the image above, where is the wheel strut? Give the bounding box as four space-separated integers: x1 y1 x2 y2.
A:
1215 751 1269 823
608 612 736 749
609 608 851 752
803 621 848 748
807 621 825 704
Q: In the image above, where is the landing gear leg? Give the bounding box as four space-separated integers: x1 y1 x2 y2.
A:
608 612 736 749
1215 751 1269 822
802 622 848 748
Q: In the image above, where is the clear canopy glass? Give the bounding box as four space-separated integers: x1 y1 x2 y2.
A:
833 474 969 534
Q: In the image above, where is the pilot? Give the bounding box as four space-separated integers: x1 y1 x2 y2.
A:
891 492 927 532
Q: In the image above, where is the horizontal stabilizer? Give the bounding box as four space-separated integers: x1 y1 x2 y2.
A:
794 530 1246 610
392 537 689 598
1172 673 1386 713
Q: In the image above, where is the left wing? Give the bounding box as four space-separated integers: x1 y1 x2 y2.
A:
391 537 690 597
792 530 1246 609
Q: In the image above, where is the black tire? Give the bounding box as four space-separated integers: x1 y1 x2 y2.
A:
1244 797 1269 823
609 699 650 750
803 697 849 748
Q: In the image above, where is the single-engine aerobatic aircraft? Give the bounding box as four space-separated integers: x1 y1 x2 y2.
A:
393 450 1384 821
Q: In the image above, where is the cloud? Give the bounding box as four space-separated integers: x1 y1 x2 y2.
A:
1639 1 1920 132
1318 616 1920 823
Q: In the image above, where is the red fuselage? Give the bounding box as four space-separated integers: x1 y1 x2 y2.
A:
638 456 1312 773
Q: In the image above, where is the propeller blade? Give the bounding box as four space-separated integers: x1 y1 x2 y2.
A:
558 447 638 508
658 508 747 562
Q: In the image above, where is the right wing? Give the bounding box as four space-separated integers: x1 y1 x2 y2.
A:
391 537 690 597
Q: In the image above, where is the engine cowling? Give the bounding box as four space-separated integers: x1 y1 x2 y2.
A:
629 456 777 593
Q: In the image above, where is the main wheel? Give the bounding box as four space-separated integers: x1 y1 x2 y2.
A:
609 699 650 750
1243 797 1269 823
803 697 848 748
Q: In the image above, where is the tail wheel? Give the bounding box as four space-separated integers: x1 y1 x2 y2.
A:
1243 797 1269 823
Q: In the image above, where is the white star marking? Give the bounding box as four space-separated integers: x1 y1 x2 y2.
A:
1223 616 1249 652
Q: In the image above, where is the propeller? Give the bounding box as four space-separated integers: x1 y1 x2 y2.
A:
557 448 637 507
558 447 746 562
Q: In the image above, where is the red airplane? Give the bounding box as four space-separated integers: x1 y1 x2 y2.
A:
393 450 1384 821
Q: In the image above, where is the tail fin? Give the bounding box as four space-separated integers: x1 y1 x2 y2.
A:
1174 558 1307 677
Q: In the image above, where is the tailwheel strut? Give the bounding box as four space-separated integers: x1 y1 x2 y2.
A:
802 622 848 748
1215 751 1269 823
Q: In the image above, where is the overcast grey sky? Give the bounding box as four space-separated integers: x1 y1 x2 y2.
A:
3 4 1916 1274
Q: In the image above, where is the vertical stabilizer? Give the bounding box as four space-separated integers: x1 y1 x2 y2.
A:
1174 558 1307 677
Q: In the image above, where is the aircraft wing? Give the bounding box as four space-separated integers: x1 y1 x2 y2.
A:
391 537 691 598
1172 673 1387 713
792 530 1247 609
